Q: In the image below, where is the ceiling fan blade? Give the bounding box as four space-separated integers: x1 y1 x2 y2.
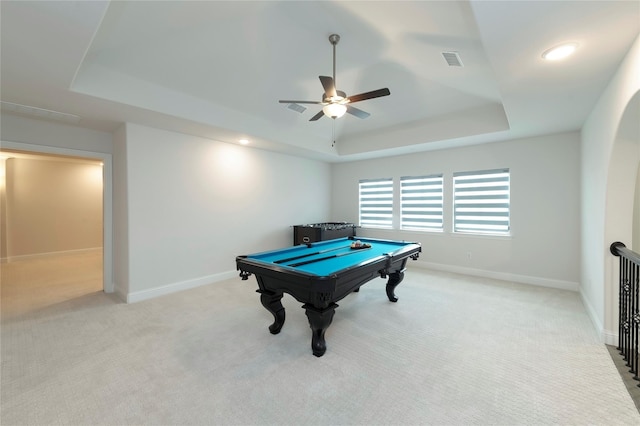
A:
319 76 336 98
309 110 325 121
346 105 370 119
347 88 390 103
279 100 323 104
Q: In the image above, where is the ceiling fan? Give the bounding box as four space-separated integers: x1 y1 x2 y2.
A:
279 34 390 121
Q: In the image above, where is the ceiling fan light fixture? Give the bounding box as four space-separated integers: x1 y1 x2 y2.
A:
279 34 390 122
323 103 347 119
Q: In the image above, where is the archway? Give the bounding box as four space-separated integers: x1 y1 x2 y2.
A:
604 90 640 340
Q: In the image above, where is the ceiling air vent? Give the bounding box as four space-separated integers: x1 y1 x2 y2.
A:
287 103 306 113
442 51 463 67
1 101 81 123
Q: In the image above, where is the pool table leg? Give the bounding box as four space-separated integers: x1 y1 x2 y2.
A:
386 270 405 302
258 289 286 334
303 303 337 357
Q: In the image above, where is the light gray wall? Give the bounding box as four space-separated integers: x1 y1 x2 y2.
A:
119 123 332 301
0 114 113 153
112 124 130 297
332 132 581 288
1 114 114 290
581 33 640 344
1 115 332 302
634 163 640 250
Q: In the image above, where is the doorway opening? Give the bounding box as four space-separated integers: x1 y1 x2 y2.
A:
0 142 113 317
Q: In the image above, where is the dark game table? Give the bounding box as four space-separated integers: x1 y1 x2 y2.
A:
236 236 421 356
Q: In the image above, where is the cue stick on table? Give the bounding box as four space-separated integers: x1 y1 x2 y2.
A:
289 246 372 267
274 244 352 264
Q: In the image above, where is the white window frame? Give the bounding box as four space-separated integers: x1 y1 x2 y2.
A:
359 178 393 229
453 168 510 235
400 174 443 232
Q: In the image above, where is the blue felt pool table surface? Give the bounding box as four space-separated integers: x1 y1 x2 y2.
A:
243 237 414 276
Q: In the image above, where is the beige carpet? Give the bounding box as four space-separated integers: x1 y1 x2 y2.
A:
1 253 639 425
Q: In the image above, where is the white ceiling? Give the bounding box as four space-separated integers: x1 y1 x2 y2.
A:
1 1 638 162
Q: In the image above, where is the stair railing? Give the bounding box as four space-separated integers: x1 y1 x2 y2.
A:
610 241 640 387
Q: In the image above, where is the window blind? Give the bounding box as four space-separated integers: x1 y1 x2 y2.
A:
400 174 443 231
453 168 510 234
359 178 393 228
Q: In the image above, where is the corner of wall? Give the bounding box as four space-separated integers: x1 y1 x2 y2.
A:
112 123 130 297
579 286 614 344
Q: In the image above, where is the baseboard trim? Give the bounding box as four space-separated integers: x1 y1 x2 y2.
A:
411 260 579 292
126 262 579 304
1 247 103 263
602 330 618 346
126 270 238 303
579 290 616 344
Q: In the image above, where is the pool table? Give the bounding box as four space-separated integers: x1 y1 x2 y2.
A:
236 236 421 356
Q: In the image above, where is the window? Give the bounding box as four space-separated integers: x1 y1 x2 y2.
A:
453 168 510 234
400 174 443 232
359 178 393 228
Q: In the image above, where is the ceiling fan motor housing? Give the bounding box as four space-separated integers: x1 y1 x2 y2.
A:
323 90 347 103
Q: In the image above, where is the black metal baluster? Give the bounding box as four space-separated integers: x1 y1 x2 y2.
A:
630 262 636 380
624 258 631 367
636 263 640 388
619 254 624 352
632 262 639 381
623 257 628 364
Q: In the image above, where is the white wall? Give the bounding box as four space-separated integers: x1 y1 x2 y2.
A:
120 123 332 302
1 113 114 292
332 132 581 289
580 34 640 344
1 116 332 302
112 124 130 297
3 158 103 258
634 163 640 250
0 114 113 153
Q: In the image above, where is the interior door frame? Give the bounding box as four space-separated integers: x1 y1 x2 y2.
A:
1 140 113 293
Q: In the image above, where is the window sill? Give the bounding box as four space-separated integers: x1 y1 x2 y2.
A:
358 226 512 240
450 232 512 240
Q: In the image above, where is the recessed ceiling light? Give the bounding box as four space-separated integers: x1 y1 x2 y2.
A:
542 42 578 61
239 139 249 145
